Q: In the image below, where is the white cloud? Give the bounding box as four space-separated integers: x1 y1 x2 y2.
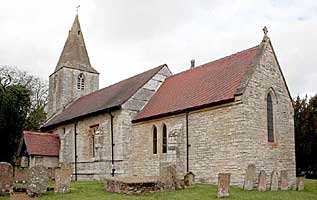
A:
0 0 316 97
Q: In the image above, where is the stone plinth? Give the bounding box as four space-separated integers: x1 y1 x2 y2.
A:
217 173 230 198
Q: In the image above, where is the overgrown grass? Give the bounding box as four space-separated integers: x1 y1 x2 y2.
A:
1 179 316 200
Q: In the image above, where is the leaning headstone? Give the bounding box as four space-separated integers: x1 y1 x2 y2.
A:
258 170 266 192
26 165 48 197
184 172 195 187
296 177 304 191
0 162 14 195
243 164 256 190
159 163 177 190
217 173 230 198
54 163 72 194
270 170 279 191
280 170 288 190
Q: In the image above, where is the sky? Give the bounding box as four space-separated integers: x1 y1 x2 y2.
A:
0 0 316 97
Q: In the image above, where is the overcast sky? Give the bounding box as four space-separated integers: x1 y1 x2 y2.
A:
0 0 316 97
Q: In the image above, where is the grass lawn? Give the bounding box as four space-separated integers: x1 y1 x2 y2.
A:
1 179 316 200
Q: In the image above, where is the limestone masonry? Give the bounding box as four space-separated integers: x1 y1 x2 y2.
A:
34 15 296 189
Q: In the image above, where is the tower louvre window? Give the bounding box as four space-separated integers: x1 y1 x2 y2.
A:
77 73 85 90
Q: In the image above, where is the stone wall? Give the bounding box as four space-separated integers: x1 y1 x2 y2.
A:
240 42 296 189
29 156 59 168
50 66 171 180
129 42 295 188
47 67 99 118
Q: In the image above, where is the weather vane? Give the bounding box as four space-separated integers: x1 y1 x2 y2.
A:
262 26 268 36
76 5 80 15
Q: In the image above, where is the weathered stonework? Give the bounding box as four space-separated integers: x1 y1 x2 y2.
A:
243 164 256 190
54 163 72 194
270 170 279 191
0 162 13 195
280 170 288 190
258 170 266 192
26 166 48 197
296 177 304 191
217 173 230 198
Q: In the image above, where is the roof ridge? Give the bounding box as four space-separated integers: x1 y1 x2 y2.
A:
168 45 259 80
23 131 56 136
71 64 165 102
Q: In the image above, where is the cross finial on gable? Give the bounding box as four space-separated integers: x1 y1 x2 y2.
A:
262 26 268 36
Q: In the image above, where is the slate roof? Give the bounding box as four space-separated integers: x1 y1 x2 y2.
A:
43 65 166 129
133 46 259 122
23 131 60 156
53 15 98 75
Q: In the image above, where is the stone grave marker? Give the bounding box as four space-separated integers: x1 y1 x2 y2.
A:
280 170 288 190
296 177 304 191
270 170 278 191
0 162 14 195
9 193 36 200
217 173 230 198
184 172 195 187
258 170 266 192
243 164 256 190
54 163 72 194
159 163 177 190
26 165 48 197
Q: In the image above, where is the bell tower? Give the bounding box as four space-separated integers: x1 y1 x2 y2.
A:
47 15 99 118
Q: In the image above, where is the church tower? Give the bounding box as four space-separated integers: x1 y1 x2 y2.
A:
47 15 99 118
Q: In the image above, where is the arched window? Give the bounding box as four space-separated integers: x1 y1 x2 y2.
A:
162 124 167 153
267 93 274 142
77 73 85 90
153 126 157 154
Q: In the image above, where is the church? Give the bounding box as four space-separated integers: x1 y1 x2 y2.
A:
33 15 296 188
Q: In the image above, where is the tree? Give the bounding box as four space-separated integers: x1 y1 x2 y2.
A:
294 94 317 178
0 75 30 163
0 66 48 130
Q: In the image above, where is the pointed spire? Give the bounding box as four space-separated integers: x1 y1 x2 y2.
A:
54 15 98 74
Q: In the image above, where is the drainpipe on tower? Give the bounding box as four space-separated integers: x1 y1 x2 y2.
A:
74 122 78 181
186 112 190 172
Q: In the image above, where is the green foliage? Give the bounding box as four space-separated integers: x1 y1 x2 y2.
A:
0 84 30 163
294 94 317 177
1 180 316 200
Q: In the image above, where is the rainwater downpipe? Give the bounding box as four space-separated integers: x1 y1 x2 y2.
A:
186 112 190 172
74 122 78 181
109 112 115 177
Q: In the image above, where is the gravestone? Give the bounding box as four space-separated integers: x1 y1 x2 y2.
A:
26 165 48 197
243 164 256 190
184 172 195 187
159 163 177 190
217 173 230 198
270 170 279 191
258 170 266 192
54 163 72 194
296 177 304 191
0 162 14 195
280 170 288 190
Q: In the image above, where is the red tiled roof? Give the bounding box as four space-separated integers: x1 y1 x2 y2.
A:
43 65 166 129
23 131 60 156
134 46 259 122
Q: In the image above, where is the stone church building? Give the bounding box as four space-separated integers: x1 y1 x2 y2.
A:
40 15 296 188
